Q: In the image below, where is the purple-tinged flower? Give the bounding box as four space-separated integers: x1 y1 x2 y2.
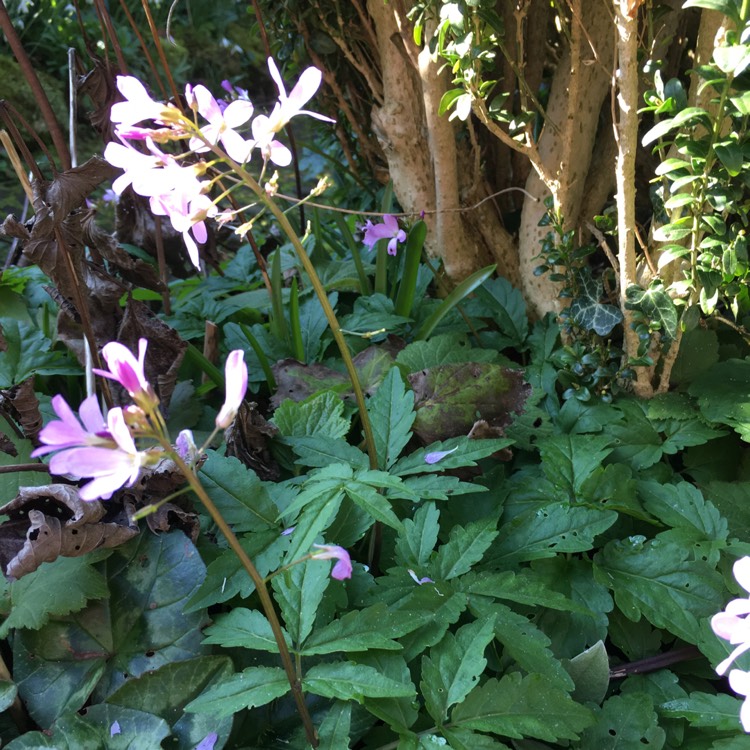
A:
195 733 218 750
151 191 217 269
281 526 296 536
187 84 254 163
728 670 750 732
49 407 150 501
215 350 248 429
424 447 459 465
176 429 199 463
250 58 335 166
408 569 434 585
32 395 109 457
362 215 407 256
110 76 172 127
312 544 352 580
94 339 157 407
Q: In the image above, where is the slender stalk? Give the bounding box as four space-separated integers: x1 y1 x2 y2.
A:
165 446 318 747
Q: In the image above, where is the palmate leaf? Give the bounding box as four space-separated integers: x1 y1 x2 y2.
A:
273 390 351 439
421 617 496 723
537 434 613 499
579 693 665 748
451 673 594 741
395 332 500 372
593 537 724 644
303 662 416 701
368 366 416 469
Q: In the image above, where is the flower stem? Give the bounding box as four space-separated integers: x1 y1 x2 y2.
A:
167 447 318 747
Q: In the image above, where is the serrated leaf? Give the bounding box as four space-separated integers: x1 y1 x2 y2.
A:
272 559 331 646
433 518 498 579
661 691 745 731
451 673 594 741
537 434 612 500
607 400 664 470
391 437 513 476
638 481 727 541
0 555 108 638
303 662 416 700
184 666 289 717
442 727 511 749
202 608 292 653
473 278 529 348
301 602 420 655
593 537 724 644
345 480 403 531
290 435 369 470
395 502 440 568
421 618 496 723
273 390 351 439
368 367 416 469
318 701 352 750
579 692 666 748
396 333 499 372
689 359 750 442
360 651 420 733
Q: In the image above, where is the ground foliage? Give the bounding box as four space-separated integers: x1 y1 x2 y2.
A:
0 0 748 748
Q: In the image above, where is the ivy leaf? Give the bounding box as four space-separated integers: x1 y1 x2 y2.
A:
0 555 108 638
569 270 623 336
184 666 289 717
201 608 292 653
625 284 679 344
367 367 415 470
450 673 594 741
593 537 724 644
579 693 666 748
303 662 416 701
421 618 496 724
432 518 498 580
198 452 278 532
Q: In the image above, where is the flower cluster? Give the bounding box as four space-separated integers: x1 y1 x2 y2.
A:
33 340 248 502
712 556 750 731
104 59 333 269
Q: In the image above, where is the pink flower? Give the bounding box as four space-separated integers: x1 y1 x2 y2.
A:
151 191 217 269
49 407 149 501
251 58 334 166
215 350 248 429
94 339 157 407
312 544 352 580
729 670 750 732
424 447 458 465
187 84 254 163
713 557 750 676
32 395 109 457
110 76 172 127
362 215 406 256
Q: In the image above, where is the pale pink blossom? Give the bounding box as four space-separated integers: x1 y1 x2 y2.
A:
188 84 254 163
729 670 750 732
362 215 406 256
151 192 217 269
312 544 352 580
713 557 750 676
32 395 109 457
215 350 248 428
94 339 156 407
49 407 149 501
251 58 334 166
110 76 172 127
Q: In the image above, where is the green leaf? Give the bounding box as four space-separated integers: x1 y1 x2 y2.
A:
569 271 623 336
490 503 617 565
442 727 511 750
0 679 17 712
198 452 278 532
395 502 441 568
579 693 666 748
642 107 713 146
301 602 421 655
689 359 750 441
409 363 529 444
202 608 292 653
565 641 610 705
638 481 728 541
473 277 529 348
318 701 352 750
396 333 499 372
451 673 594 741
414 265 496 340
537 434 612 500
395 221 427 317
368 367 416 469
0 320 80 386
593 537 724 644
0 555 108 638
304 662 416 700
625 285 679 344
391 436 513 476
439 88 466 116
433 518 498 580
272 559 331 646
345 479 403 531
607 400 664 471
184 666 289 717
290 435 369 470
105 656 234 749
661 691 745 731
715 142 744 175
273 390 351 440
298 290 337 361
341 293 410 335
421 618 496 723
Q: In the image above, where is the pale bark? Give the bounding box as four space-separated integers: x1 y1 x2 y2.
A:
516 0 615 318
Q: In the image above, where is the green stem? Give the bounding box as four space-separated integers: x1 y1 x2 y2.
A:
167 446 318 747
207 144 378 471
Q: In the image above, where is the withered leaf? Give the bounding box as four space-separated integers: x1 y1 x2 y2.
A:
0 485 138 580
408 362 531 444
225 401 281 481
0 378 42 439
145 502 200 542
